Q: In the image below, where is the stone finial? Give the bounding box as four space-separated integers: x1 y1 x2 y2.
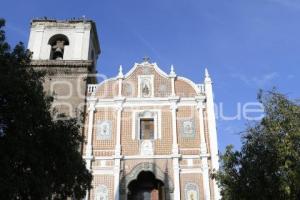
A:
118 65 124 78
205 68 210 78
171 65 174 73
204 68 212 83
169 64 176 77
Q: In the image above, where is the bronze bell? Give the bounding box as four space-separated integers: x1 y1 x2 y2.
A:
52 40 65 60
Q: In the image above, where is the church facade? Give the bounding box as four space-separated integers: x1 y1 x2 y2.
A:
27 19 220 200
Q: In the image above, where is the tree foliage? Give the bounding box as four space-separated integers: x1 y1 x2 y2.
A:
215 90 300 200
0 19 92 199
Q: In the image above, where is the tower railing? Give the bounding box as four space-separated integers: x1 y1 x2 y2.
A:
197 84 205 94
87 84 97 94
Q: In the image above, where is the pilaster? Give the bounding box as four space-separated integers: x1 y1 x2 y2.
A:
113 97 125 200
169 96 181 200
85 99 96 169
85 99 96 200
196 98 211 200
204 68 221 200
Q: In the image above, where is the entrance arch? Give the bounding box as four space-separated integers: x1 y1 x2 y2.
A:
128 171 164 200
121 162 174 200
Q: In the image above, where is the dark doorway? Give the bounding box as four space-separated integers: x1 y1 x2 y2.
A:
128 171 165 200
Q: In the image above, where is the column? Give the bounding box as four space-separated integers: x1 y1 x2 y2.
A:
204 68 221 200
197 101 211 200
114 101 124 200
170 100 181 200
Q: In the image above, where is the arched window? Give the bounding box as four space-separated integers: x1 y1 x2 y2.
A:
95 185 108 200
48 34 69 60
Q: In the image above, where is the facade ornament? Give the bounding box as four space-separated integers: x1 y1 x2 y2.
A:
140 140 154 155
184 183 199 200
118 65 124 79
169 64 177 77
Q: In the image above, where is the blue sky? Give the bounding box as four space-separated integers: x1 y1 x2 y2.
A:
2 0 300 151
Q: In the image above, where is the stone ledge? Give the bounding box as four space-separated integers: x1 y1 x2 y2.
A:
30 60 94 67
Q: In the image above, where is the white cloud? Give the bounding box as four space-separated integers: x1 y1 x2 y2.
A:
231 72 278 87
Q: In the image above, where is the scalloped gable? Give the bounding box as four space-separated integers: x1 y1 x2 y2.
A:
93 61 202 98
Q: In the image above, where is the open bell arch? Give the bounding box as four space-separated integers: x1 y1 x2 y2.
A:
48 34 69 60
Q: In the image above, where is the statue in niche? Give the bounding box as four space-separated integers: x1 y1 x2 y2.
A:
185 183 199 200
189 193 195 200
188 191 197 200
141 78 151 97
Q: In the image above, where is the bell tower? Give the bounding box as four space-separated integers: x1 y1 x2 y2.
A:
27 18 100 120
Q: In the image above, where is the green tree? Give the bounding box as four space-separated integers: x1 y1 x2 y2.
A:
214 90 300 200
0 19 92 199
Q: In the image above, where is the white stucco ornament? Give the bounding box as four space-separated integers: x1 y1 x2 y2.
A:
96 120 112 140
140 140 154 155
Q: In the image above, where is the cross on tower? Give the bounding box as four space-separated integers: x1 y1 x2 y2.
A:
142 56 150 63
